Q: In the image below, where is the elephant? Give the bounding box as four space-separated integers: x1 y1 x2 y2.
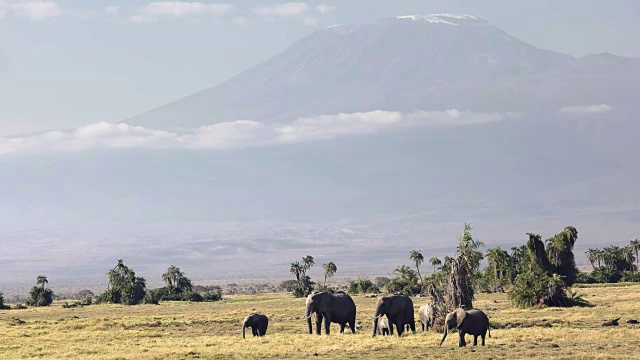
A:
377 317 391 336
439 308 491 347
418 303 435 332
242 313 269 338
372 294 416 337
305 291 357 335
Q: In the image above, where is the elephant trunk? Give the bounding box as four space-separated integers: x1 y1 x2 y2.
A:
305 306 313 334
242 323 247 339
372 316 380 337
439 327 448 346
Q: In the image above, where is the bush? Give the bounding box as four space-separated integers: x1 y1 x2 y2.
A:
347 279 379 294
202 289 222 302
509 269 590 308
0 292 9 310
184 292 204 302
28 286 54 307
374 277 391 288
621 270 640 282
13 303 27 310
575 271 598 284
143 290 159 305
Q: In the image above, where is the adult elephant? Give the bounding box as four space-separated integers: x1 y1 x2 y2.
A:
372 294 415 337
439 308 491 347
305 291 357 335
242 313 269 338
418 303 435 331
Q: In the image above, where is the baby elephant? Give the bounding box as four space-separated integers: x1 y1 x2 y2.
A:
418 303 435 332
440 308 491 347
242 313 269 338
377 317 391 336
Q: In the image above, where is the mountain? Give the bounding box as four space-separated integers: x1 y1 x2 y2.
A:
1 14 640 287
126 14 640 131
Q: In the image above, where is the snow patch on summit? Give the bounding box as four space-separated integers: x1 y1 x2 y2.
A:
396 13 480 25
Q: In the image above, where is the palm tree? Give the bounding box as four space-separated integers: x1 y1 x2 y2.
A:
162 265 192 294
290 262 302 282
630 239 640 269
410 250 424 284
36 275 48 289
429 257 442 273
545 226 578 286
302 255 315 275
585 249 598 269
393 265 412 281
322 262 337 289
486 248 506 280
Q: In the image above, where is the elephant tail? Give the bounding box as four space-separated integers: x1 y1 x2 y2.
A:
488 323 492 338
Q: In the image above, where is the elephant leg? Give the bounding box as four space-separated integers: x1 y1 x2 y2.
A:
458 332 467 347
481 333 486 346
252 327 258 337
316 315 323 335
339 323 346 334
349 315 356 333
421 322 425 332
396 322 404 336
473 335 478 346
324 315 331 335
410 322 416 334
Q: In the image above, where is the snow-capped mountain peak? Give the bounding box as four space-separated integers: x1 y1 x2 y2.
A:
395 13 483 25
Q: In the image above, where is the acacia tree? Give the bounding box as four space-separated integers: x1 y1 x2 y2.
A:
322 262 337 289
410 250 424 284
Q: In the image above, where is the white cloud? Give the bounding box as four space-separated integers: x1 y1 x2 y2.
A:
9 1 64 21
0 110 521 156
316 4 336 14
103 5 120 15
252 2 310 18
136 1 234 21
559 104 612 115
128 15 157 23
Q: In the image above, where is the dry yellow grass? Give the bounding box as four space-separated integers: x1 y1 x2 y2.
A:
2 284 640 359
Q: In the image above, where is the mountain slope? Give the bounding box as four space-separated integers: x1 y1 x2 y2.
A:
126 14 640 131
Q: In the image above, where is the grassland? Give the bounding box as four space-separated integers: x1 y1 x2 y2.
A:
2 283 640 359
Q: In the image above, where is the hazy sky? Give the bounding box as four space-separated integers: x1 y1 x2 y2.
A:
0 0 638 137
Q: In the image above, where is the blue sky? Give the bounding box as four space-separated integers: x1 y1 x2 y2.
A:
0 0 638 137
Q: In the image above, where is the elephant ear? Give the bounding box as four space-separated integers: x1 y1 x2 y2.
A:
455 309 467 328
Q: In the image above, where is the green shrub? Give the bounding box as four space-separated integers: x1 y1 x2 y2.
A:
621 270 640 282
347 279 379 294
0 292 9 310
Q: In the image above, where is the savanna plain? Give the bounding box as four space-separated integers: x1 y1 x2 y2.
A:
1 283 639 360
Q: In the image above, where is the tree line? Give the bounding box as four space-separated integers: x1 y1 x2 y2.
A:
0 261 222 309
288 224 639 328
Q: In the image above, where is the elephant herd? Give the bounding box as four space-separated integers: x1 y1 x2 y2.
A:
242 291 491 347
